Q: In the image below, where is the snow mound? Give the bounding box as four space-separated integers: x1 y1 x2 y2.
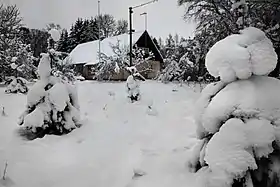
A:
205 27 277 83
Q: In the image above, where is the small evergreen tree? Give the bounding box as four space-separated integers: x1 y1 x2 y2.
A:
18 51 81 140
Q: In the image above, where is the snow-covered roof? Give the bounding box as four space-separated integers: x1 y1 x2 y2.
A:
69 31 144 66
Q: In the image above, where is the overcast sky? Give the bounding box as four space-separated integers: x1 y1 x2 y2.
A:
1 0 196 39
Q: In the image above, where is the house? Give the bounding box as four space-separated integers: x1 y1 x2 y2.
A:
69 30 163 80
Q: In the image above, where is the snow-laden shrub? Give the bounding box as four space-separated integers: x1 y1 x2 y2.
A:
158 54 200 82
188 27 280 187
178 53 199 81
158 58 181 83
4 76 28 94
18 52 81 140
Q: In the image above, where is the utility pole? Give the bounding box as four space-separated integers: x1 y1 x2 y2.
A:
129 7 134 67
98 0 101 63
129 0 158 67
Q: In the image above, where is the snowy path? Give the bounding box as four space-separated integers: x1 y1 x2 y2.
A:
0 81 200 187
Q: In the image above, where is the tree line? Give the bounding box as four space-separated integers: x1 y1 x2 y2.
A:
57 15 128 53
0 3 128 81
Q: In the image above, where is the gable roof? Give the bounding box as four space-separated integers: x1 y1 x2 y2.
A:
135 30 163 63
69 31 144 65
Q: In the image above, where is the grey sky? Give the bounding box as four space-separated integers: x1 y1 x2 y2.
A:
2 0 195 39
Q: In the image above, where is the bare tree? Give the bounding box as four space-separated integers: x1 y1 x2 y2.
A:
46 23 61 31
115 19 128 35
95 14 116 38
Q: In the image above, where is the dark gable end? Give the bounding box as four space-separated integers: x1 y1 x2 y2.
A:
134 31 164 63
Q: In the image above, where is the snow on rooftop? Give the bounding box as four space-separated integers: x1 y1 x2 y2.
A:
69 31 144 66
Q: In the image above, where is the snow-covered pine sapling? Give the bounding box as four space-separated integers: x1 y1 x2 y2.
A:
189 27 279 187
126 67 145 103
18 52 81 140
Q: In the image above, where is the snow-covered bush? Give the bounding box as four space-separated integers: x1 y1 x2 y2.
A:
188 27 280 187
4 76 28 94
159 53 201 82
18 52 81 140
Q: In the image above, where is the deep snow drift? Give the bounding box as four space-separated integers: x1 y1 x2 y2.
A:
0 81 201 187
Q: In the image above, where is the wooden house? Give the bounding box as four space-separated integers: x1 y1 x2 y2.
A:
69 30 163 80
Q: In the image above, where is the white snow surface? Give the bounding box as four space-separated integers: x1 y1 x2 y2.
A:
0 81 201 187
205 27 278 83
69 31 143 65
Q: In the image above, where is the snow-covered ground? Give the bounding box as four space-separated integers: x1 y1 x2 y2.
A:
0 81 201 187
